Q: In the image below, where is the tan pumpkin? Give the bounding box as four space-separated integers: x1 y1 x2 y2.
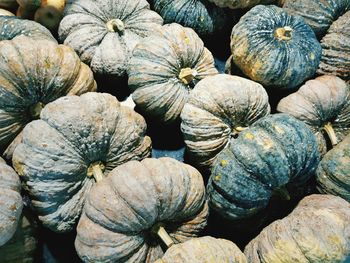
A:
0 8 14 15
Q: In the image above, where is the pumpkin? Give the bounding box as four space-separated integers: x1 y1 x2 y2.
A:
59 0 163 78
180 74 270 169
316 134 350 203
317 11 350 83
283 0 350 37
207 0 279 9
0 36 95 158
150 0 228 37
0 8 14 15
128 23 218 124
244 194 350 262
207 113 320 220
277 75 350 155
0 157 23 247
75 157 208 263
154 236 247 263
229 5 321 90
0 0 17 10
12 92 152 233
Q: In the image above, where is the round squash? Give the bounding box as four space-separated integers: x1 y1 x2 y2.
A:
12 92 152 233
207 113 320 220
207 0 279 9
230 5 321 90
0 157 23 247
59 0 163 78
181 74 270 169
0 9 14 15
316 134 350 203
244 194 350 262
277 75 350 155
128 23 218 124
75 157 208 263
317 11 350 83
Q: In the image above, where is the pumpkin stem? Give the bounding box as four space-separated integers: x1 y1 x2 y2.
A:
231 126 248 138
274 26 293 41
106 19 125 33
323 122 338 147
272 186 290 200
151 224 174 248
179 68 198 85
29 102 44 119
87 162 105 182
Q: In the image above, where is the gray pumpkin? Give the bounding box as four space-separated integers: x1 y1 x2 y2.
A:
0 157 23 247
59 0 163 77
75 157 208 263
128 23 218 124
12 92 152 233
181 74 270 169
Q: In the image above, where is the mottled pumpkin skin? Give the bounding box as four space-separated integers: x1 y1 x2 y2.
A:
0 157 23 247
75 157 208 263
181 74 270 169
207 114 320 220
12 92 152 233
317 134 350 203
277 75 350 155
155 236 247 263
283 0 350 37
207 0 277 9
245 194 350 262
59 0 163 77
150 0 228 36
129 23 218 124
318 11 350 82
230 5 321 90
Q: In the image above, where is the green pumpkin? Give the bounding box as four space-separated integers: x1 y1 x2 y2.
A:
207 0 279 9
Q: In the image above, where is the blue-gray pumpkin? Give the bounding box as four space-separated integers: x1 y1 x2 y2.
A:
230 5 321 90
207 114 320 220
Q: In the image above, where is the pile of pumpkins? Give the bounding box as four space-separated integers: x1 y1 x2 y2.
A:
0 0 349 262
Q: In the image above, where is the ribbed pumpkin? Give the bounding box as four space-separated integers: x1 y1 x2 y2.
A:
0 157 23 247
316 134 350 203
128 23 218 124
75 157 208 263
207 114 320 220
12 92 152 233
207 0 277 9
181 74 270 168
154 236 247 263
0 36 96 158
277 75 350 155
245 194 350 262
59 0 163 78
283 0 350 37
318 11 350 82
230 5 321 89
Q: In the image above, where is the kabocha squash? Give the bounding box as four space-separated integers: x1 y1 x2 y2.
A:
318 11 350 82
283 0 350 37
181 74 270 168
59 0 163 78
150 0 228 37
207 0 276 9
207 114 320 220
75 157 208 263
244 194 350 262
0 36 95 158
277 75 350 155
230 5 321 90
12 92 152 233
129 23 218 124
316 134 350 203
154 236 247 263
0 157 23 247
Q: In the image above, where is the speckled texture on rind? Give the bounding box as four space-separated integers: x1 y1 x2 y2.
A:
207 0 275 9
277 75 350 155
244 194 350 262
0 157 23 247
283 0 350 37
207 114 320 220
151 0 228 36
230 5 321 90
317 134 350 203
318 11 350 82
75 157 208 263
59 0 163 77
128 23 218 124
12 92 152 233
0 36 96 156
181 74 270 168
